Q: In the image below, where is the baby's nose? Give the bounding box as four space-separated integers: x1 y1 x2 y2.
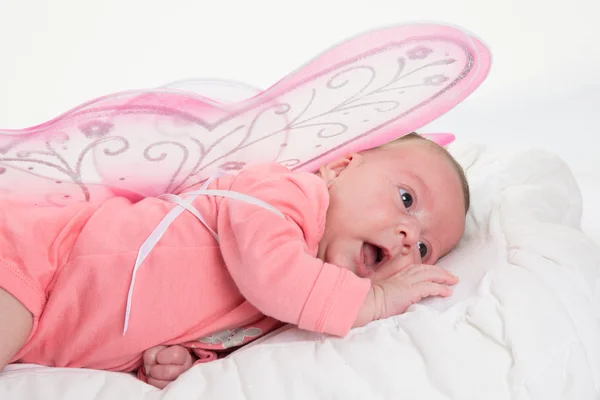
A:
395 218 421 255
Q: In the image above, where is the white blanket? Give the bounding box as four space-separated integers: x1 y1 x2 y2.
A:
1 141 599 400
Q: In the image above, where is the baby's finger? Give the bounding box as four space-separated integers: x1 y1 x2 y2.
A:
156 345 191 366
413 282 453 299
147 377 172 390
407 265 458 285
143 345 167 368
149 363 189 382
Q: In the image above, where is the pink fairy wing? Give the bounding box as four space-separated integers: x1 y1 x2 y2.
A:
0 90 246 205
160 78 263 103
245 23 490 172
165 79 459 148
0 22 490 206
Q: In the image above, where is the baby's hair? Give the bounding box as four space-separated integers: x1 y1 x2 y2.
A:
374 133 470 213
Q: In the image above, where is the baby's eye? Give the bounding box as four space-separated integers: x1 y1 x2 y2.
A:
399 189 413 209
418 241 428 259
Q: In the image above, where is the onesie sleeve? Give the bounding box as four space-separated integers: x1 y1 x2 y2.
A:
216 164 370 337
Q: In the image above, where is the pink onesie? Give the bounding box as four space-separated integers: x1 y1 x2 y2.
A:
1 163 370 374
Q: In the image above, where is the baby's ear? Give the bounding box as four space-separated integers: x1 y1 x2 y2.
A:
421 133 455 147
319 154 355 187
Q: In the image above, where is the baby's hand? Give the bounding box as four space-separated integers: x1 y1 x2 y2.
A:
142 345 194 389
372 264 458 320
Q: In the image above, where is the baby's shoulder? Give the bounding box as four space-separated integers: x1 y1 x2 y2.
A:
231 162 329 216
235 162 323 191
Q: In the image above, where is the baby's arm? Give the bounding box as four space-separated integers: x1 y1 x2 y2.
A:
217 168 370 337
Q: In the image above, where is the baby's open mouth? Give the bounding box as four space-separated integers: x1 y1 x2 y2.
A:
362 242 384 269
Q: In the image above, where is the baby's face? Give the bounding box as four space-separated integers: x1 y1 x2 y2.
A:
317 139 466 280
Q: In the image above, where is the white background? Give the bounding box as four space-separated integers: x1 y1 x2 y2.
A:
0 0 599 238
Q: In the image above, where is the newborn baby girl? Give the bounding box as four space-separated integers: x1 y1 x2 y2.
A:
0 132 469 388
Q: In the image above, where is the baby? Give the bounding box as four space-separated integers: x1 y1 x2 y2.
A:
0 132 469 388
